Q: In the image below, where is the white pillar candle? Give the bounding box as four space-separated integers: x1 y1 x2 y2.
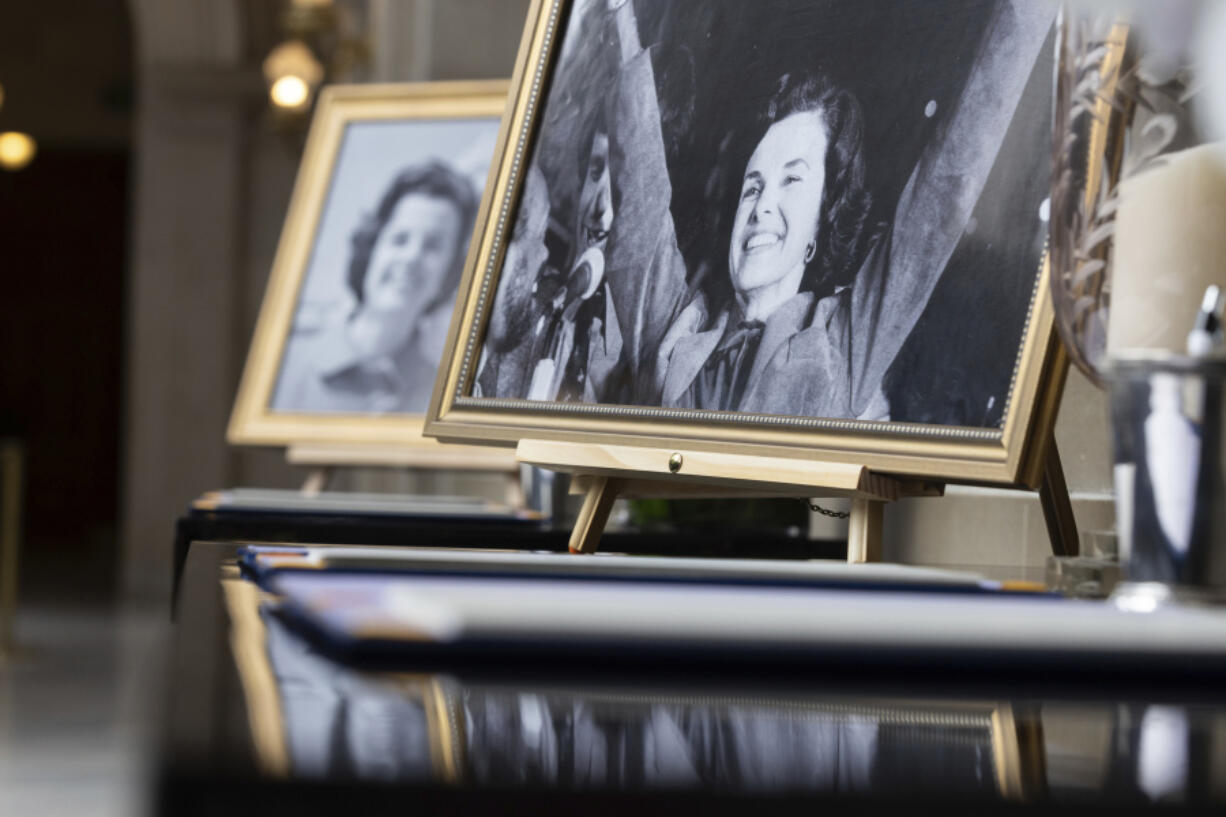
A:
1108 143 1226 355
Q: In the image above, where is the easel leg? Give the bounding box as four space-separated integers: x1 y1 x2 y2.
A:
1013 706 1049 798
991 704 1048 801
569 477 622 554
300 467 331 497
505 469 526 510
1039 440 1078 557
846 498 883 564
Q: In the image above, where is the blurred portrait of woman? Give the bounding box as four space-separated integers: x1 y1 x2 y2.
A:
274 163 476 414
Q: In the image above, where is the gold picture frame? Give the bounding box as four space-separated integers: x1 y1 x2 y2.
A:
426 1 1123 490
228 80 510 452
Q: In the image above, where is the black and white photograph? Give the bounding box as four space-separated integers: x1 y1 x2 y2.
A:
272 115 498 416
475 0 1057 429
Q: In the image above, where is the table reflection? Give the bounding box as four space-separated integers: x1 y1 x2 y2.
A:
260 604 1020 796
221 583 1226 806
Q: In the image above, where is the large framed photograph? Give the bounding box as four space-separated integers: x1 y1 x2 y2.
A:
428 0 1107 487
229 81 508 447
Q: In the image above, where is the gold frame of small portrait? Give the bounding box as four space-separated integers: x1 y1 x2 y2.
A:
227 80 511 452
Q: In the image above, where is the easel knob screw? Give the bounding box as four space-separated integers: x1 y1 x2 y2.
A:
668 452 683 473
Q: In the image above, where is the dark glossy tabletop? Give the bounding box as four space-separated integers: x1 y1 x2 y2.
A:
159 541 1226 815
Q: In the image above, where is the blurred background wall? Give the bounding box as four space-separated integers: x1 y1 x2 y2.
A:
0 0 1112 605
119 0 531 600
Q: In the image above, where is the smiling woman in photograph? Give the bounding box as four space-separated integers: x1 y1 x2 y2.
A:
273 161 476 414
662 70 877 415
587 0 1053 420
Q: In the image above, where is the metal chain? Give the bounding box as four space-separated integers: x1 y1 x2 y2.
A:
803 499 851 519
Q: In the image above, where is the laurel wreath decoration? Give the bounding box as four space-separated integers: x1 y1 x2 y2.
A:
1049 8 1198 387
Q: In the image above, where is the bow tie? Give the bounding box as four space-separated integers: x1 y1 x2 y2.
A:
716 319 766 355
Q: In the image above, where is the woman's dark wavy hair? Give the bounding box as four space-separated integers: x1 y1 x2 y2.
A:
760 72 873 294
346 161 477 312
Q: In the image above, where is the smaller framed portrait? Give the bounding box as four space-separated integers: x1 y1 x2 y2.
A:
229 81 509 448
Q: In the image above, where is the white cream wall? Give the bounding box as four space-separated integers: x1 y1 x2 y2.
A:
880 368 1115 576
807 367 1115 576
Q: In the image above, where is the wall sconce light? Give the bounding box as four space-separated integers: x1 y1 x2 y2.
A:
270 74 311 110
262 0 369 124
0 132 36 172
262 40 325 112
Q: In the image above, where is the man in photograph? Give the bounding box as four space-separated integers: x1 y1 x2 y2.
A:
520 112 624 403
477 89 627 404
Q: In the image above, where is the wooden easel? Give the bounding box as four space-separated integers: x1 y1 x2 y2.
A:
517 438 1078 562
287 441 525 508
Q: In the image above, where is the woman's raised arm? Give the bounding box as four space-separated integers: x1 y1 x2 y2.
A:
848 1 1056 415
602 0 691 400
